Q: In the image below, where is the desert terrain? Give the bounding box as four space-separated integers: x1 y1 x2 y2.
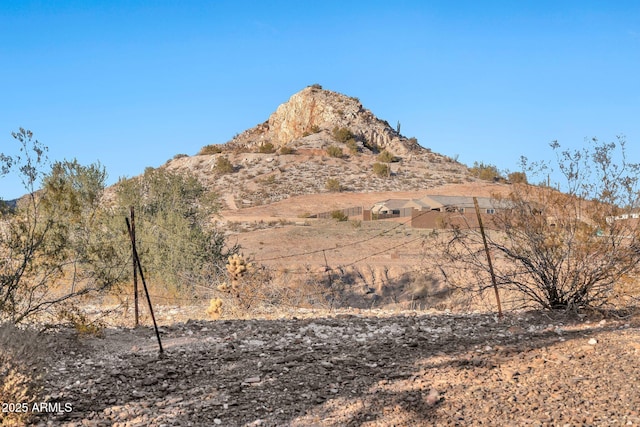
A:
28 307 640 426
5 87 639 427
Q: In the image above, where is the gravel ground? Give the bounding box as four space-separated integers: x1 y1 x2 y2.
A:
28 309 640 426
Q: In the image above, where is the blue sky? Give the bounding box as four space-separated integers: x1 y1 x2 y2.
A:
1 1 639 199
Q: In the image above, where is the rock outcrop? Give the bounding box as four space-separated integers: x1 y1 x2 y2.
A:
225 85 421 155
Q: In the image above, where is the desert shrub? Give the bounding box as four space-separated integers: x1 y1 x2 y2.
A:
206 297 223 319
331 210 348 221
215 156 234 174
346 138 359 154
199 144 224 155
437 137 640 310
326 178 344 192
258 142 276 154
309 83 323 90
445 154 460 163
377 150 396 163
173 153 188 160
54 304 104 336
332 127 354 143
508 171 528 184
279 145 295 155
1 131 125 323
259 174 277 185
373 162 390 177
470 161 501 181
326 145 344 158
216 254 277 316
0 323 45 426
115 167 237 294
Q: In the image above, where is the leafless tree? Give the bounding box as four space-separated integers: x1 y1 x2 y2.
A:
436 136 640 310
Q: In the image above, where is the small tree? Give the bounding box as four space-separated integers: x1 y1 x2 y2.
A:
115 167 236 293
437 137 640 310
0 130 125 323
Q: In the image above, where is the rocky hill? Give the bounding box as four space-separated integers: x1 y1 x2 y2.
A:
165 85 472 209
225 85 420 155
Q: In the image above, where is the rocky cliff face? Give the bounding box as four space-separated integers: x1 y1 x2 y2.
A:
225 86 421 155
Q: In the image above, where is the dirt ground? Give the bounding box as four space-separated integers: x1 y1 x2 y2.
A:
19 184 640 426
219 182 509 220
29 307 640 426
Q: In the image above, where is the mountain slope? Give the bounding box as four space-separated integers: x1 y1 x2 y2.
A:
165 85 472 209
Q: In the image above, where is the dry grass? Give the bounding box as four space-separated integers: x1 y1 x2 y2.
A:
0 324 46 426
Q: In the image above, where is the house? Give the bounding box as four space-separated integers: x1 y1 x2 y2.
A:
411 195 506 229
414 195 497 214
370 199 415 216
364 195 506 229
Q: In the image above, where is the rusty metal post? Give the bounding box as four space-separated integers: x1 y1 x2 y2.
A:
473 197 503 319
126 217 164 354
130 206 139 328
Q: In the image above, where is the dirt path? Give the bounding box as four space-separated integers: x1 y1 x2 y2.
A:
31 309 640 426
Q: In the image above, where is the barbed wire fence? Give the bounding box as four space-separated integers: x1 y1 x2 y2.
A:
119 207 467 320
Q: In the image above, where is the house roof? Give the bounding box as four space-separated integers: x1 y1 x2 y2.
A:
371 195 504 212
371 199 410 213
417 195 497 210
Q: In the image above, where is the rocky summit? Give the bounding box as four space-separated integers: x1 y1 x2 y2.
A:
225 85 421 155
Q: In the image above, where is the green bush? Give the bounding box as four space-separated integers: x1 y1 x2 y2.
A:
326 178 343 192
1 132 123 324
115 167 236 293
326 145 344 158
346 138 359 154
199 144 224 155
470 161 501 181
373 162 390 177
215 156 234 174
332 127 354 143
280 146 295 155
508 171 528 184
258 142 276 154
377 150 396 163
331 210 348 221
